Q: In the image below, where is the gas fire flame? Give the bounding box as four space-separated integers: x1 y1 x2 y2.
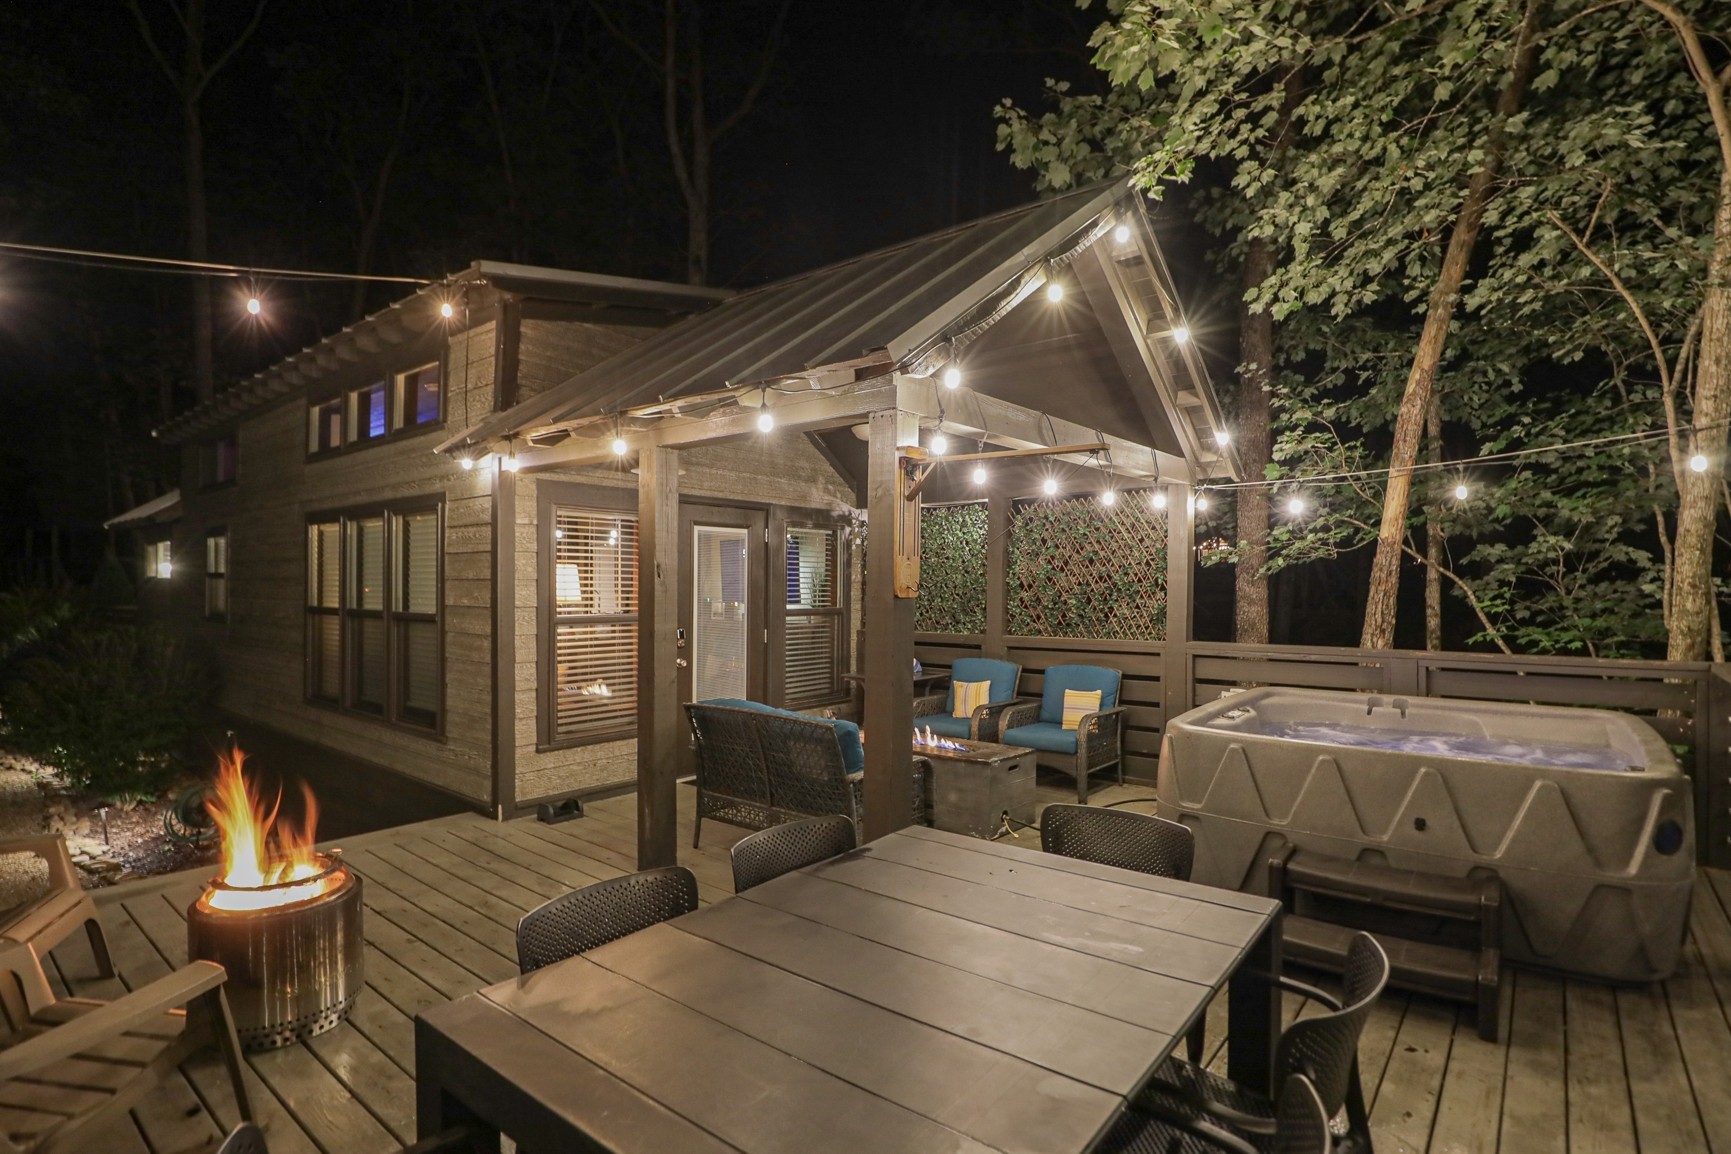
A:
203 744 335 912
912 725 968 752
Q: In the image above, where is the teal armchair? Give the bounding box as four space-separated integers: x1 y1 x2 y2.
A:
999 664 1126 802
912 658 1023 741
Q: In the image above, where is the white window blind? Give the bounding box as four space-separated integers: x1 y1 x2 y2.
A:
693 526 749 702
783 527 841 707
205 532 228 618
551 509 638 740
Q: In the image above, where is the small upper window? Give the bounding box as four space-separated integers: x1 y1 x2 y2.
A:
207 433 238 486
205 531 228 618
309 399 343 454
397 364 441 430
350 382 388 443
145 540 172 580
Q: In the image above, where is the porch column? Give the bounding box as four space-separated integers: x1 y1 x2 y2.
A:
637 446 681 868
984 490 1010 659
490 465 517 819
863 407 917 841
1161 482 1195 732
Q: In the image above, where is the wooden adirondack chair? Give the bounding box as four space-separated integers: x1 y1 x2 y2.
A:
0 941 252 1154
0 836 112 979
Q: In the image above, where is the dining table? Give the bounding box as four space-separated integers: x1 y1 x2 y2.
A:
416 824 1282 1154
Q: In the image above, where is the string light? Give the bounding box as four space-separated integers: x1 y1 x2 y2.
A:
972 465 988 484
1046 281 1064 303
1454 483 1468 501
440 302 455 319
612 436 629 457
1287 495 1306 516
1113 224 1131 243
1042 477 1058 496
930 432 949 454
1691 452 1709 473
1215 430 1230 447
1101 489 1117 507
1151 490 1167 510
1172 326 1191 345
942 367 962 390
756 386 774 432
245 296 261 316
460 456 475 471
1196 493 1210 512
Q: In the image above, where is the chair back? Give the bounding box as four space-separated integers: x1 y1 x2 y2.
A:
1276 932 1389 1116
1275 1075 1334 1154
216 1122 271 1154
516 867 699 973
945 658 1021 710
686 703 774 810
1038 665 1121 725
756 711 860 823
1040 804 1194 881
730 814 857 893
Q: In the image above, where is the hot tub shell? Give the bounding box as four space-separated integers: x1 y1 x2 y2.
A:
1159 688 1694 982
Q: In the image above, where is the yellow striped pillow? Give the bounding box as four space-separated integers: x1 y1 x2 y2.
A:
952 680 992 719
1061 688 1102 730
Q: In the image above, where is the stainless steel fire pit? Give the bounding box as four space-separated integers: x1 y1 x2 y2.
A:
186 849 364 1051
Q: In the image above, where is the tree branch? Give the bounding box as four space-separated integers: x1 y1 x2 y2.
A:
714 0 792 140
124 0 183 92
1636 0 1731 175
191 0 269 103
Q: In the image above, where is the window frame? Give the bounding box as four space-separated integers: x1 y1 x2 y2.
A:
144 538 173 581
395 362 443 431
204 528 228 620
202 433 239 489
778 520 849 709
537 482 638 751
305 354 447 461
304 498 445 738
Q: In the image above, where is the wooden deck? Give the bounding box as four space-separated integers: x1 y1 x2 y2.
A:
41 776 1731 1154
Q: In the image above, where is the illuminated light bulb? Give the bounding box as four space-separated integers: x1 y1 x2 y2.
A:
1046 281 1064 303
611 436 629 456
1101 489 1117 507
1454 484 1468 501
1691 453 1709 473
1287 496 1306 516
1113 224 1131 243
439 302 455 319
1196 493 1210 512
460 456 475 471
1172 325 1191 345
1215 429 1230 446
1151 490 1167 510
972 465 988 485
1042 477 1058 496
930 433 948 454
246 297 261 316
757 409 775 433
502 455 520 472
942 366 962 390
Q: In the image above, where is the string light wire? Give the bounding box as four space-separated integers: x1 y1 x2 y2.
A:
0 239 431 285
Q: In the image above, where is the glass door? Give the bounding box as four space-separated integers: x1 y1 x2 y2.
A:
691 524 752 701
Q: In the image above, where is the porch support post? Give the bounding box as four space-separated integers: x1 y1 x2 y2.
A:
985 490 1010 659
1162 482 1195 733
863 407 917 842
637 446 681 868
490 466 517 819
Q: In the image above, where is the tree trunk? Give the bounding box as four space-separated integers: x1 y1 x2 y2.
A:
1360 0 1545 649
1234 237 1274 644
1424 396 1444 651
685 6 710 286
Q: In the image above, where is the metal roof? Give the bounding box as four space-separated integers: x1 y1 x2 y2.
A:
442 183 1132 453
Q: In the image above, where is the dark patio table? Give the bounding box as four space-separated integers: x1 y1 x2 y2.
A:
415 825 1282 1154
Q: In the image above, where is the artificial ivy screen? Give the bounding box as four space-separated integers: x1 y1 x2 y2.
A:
1008 494 1168 640
915 503 987 634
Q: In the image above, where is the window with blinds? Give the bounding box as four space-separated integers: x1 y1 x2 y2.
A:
549 508 638 743
204 530 228 619
305 502 442 731
784 527 842 707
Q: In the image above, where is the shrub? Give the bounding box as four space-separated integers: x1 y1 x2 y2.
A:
1 624 213 801
0 586 79 671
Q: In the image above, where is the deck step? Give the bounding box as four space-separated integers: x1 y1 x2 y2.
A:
1284 850 1488 920
1284 914 1492 1004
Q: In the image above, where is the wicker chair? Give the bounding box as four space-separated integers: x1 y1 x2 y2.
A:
1040 804 1194 880
0 835 112 980
516 867 699 974
912 658 1023 742
1098 1075 1334 1154
1139 932 1389 1153
999 665 1126 803
730 814 857 893
0 941 252 1154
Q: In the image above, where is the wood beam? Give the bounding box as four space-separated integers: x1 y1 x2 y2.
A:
491 466 517 819
862 408 918 842
636 446 681 868
1161 482 1195 734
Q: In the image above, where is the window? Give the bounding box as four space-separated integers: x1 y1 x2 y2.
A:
145 539 172 580
784 527 843 706
549 508 638 743
349 381 388 444
309 399 343 454
204 434 238 486
396 364 441 430
306 502 442 731
205 531 228 618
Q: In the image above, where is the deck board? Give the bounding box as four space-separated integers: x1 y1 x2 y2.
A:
31 775 1730 1154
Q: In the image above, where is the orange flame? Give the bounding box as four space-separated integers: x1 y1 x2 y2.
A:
203 744 335 912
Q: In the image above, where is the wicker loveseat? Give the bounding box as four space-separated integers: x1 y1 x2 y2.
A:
685 700 929 847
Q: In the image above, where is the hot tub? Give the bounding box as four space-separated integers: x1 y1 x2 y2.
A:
1159 687 1694 982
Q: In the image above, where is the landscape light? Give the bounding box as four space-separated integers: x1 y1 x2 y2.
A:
1691 452 1709 473
942 366 962 390
1172 326 1191 345
612 436 629 457
1454 484 1468 501
246 297 261 316
972 465 988 484
439 302 455 319
1042 476 1058 496
1151 490 1167 510
1046 281 1064 303
1101 489 1117 507
930 433 948 454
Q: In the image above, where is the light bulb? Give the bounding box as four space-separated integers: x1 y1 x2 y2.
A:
930 433 948 454
1215 429 1230 446
942 367 962 390
972 465 987 485
460 456 475 471
1101 489 1117 507
1042 477 1058 496
1691 452 1708 473
439 302 455 319
1196 494 1210 512
1046 281 1064 303
612 437 629 456
246 297 261 316
1172 326 1191 345
1287 496 1306 516
1454 484 1468 501
1113 224 1131 243
1151 490 1167 510
757 410 775 433
502 455 519 472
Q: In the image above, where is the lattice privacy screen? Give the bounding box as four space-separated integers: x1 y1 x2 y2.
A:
1007 494 1167 641
915 503 987 634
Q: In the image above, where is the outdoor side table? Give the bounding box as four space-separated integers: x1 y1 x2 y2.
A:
417 826 1282 1154
916 736 1037 838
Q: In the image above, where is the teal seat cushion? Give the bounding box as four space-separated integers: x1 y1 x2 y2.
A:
1038 665 1121 725
944 658 1020 713
1002 722 1078 755
699 698 864 777
918 713 973 740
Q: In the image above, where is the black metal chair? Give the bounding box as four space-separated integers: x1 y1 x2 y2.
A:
1040 803 1195 881
729 814 857 893
1098 1074 1334 1154
1139 932 1389 1153
515 866 700 974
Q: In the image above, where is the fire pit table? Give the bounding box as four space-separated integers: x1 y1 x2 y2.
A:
913 731 1036 839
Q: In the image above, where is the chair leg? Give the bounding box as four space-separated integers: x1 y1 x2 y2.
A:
200 987 254 1122
692 812 703 849
85 918 114 979
1185 1019 1206 1064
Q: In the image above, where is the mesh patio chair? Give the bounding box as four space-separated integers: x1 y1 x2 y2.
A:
516 867 699 974
1040 804 1194 881
729 814 857 893
1139 932 1389 1154
1098 1075 1333 1154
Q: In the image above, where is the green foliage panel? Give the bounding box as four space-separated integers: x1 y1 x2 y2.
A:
1009 496 1167 641
916 503 987 634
